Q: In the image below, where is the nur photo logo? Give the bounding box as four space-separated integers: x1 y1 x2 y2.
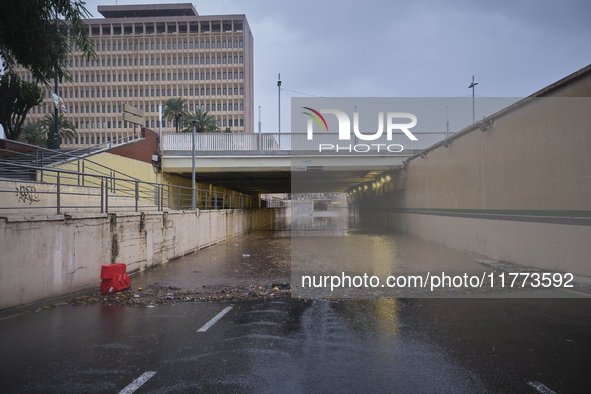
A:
301 106 418 153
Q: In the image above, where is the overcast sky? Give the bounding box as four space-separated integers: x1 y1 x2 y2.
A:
4 0 591 136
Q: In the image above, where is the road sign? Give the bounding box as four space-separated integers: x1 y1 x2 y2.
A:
123 104 144 126
123 112 144 126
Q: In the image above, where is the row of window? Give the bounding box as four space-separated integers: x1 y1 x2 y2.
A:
88 20 244 36
71 55 244 68
31 102 244 115
71 71 244 83
70 117 244 130
42 86 245 101
81 39 244 52
32 99 245 114
19 69 244 85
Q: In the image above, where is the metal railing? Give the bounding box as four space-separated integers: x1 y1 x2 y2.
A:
0 132 144 166
163 132 448 152
1 161 254 215
0 134 150 187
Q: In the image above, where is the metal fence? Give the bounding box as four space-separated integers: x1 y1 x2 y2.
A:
163 132 447 152
1 161 253 215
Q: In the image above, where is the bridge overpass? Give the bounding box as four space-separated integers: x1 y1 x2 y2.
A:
162 132 446 194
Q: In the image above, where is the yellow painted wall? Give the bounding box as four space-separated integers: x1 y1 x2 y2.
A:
46 152 252 209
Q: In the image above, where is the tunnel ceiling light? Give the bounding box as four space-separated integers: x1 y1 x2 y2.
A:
380 177 385 183
364 185 368 190
386 175 391 181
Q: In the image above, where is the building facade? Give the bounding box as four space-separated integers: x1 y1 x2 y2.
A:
14 3 254 147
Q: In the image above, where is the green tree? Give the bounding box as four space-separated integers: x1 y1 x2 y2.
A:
223 127 232 133
182 108 219 133
162 97 188 133
0 72 44 141
18 122 47 147
0 0 95 85
40 112 77 143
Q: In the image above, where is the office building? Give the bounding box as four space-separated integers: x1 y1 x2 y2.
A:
14 3 254 147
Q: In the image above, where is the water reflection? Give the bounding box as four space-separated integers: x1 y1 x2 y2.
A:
290 203 494 299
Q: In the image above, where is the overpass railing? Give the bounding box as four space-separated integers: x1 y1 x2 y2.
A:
163 132 447 152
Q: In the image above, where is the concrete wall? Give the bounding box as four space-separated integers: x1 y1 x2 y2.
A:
358 68 591 279
0 208 288 310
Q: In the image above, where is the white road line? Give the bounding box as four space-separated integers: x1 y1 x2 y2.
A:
527 381 557 394
197 306 233 332
119 371 157 394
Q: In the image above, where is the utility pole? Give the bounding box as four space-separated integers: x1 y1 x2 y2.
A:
159 104 163 175
468 75 478 124
191 121 196 210
258 105 261 150
446 106 449 138
277 73 281 148
53 7 59 149
277 73 281 133
53 72 59 149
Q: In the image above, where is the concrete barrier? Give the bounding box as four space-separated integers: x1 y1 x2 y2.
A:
0 208 288 310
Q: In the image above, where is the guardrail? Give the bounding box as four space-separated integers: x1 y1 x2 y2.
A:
163 132 447 152
1 162 253 215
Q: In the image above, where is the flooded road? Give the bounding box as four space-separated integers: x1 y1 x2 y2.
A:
290 216 496 298
2 205 591 393
129 202 588 301
133 228 291 292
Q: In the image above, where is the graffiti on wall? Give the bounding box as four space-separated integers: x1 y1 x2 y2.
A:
16 185 40 205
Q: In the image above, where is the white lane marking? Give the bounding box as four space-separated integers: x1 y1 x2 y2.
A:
527 381 557 394
119 371 157 394
197 306 233 332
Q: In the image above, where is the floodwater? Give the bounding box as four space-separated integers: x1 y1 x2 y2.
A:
133 201 584 299
290 203 496 298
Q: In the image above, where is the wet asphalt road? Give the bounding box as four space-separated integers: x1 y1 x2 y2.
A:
2 208 590 393
1 297 591 393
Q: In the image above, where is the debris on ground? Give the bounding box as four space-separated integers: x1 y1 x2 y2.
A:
61 283 291 308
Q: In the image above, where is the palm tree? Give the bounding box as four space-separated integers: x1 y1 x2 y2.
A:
182 108 220 133
40 112 77 146
18 122 47 147
162 97 188 133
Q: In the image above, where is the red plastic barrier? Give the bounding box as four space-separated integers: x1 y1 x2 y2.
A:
100 263 131 294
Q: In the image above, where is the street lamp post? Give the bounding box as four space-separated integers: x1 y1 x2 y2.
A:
468 75 478 124
277 73 281 148
53 8 59 149
191 121 196 210
258 105 261 150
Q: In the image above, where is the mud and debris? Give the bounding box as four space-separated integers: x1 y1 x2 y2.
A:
63 283 292 308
